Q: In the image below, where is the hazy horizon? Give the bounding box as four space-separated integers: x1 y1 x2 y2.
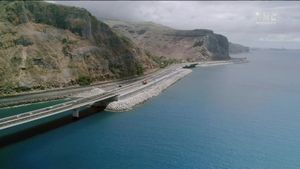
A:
51 1 300 50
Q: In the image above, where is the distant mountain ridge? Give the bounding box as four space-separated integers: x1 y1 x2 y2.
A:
229 42 250 54
105 20 231 62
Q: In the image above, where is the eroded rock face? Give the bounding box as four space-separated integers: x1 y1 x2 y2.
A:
185 31 229 60
105 20 231 61
0 1 158 94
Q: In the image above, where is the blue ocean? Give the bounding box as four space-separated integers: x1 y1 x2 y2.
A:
1 49 300 169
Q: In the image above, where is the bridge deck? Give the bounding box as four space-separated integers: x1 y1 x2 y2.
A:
0 92 118 130
0 65 181 131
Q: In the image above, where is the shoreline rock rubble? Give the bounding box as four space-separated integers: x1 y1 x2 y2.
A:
105 69 192 112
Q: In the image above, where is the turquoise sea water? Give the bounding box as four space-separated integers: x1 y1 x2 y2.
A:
1 50 300 169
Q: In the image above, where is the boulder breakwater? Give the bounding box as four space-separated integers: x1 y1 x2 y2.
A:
105 68 192 112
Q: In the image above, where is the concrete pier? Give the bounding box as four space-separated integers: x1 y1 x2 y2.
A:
72 109 80 118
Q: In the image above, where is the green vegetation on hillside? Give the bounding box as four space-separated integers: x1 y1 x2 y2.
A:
0 1 158 96
146 51 179 68
76 76 93 86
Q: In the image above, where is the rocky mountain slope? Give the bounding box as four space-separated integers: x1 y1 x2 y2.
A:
229 42 250 54
105 20 231 62
0 1 158 95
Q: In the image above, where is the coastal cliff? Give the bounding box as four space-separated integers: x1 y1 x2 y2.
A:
0 1 158 95
0 1 234 96
105 20 231 62
229 42 250 54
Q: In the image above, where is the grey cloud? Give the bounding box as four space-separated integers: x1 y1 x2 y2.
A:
53 1 300 49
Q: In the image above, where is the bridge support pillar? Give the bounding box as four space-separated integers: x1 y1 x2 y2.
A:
113 95 119 101
72 109 80 118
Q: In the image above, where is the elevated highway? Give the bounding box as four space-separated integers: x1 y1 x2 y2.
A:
0 91 118 130
0 65 181 131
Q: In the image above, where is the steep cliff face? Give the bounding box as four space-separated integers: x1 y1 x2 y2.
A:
105 20 231 62
0 1 157 95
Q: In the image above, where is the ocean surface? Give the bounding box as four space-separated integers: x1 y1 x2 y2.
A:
1 49 300 169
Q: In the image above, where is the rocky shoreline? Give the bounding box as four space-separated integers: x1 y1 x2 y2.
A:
197 58 248 67
105 69 192 112
0 59 247 110
105 58 248 112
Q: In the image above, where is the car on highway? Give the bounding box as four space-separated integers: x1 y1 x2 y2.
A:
142 80 148 85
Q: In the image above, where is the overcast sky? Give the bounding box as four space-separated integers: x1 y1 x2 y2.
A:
53 1 300 49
